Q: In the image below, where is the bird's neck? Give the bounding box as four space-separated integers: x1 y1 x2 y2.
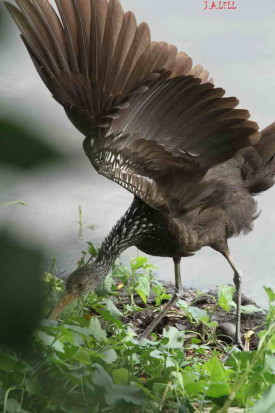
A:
93 198 158 276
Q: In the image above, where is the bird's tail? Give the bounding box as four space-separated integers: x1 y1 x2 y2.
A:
242 122 275 194
5 0 210 137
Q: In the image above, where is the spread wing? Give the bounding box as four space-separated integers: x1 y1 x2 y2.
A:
6 0 260 216
5 0 211 135
85 75 259 215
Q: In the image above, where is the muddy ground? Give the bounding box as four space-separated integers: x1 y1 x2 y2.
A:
115 282 267 350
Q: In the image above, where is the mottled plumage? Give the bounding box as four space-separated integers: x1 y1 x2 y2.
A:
6 0 275 343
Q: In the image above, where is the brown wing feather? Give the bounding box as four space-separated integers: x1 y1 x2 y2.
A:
6 0 261 216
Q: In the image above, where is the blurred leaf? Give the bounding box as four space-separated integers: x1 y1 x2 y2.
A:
0 119 61 169
4 398 30 413
92 364 113 387
136 272 150 304
264 287 275 303
94 308 123 328
162 327 185 349
251 384 275 413
218 285 235 312
106 298 122 318
0 200 26 206
206 382 230 398
241 305 265 314
36 331 64 353
99 348 117 363
130 256 148 270
202 357 229 382
88 317 107 341
112 368 129 385
105 385 145 406
0 233 44 345
0 353 21 372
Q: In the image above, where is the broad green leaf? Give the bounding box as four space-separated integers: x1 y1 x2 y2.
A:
218 285 236 312
184 380 208 397
187 306 209 322
106 299 122 318
112 368 129 385
202 357 229 382
251 384 275 413
88 317 107 341
99 348 117 363
92 364 113 387
71 348 92 364
36 331 64 353
0 353 20 372
105 384 145 406
205 382 230 398
63 324 92 336
130 256 148 270
94 308 123 328
5 398 30 413
136 273 150 304
162 327 185 349
241 305 265 314
149 350 164 360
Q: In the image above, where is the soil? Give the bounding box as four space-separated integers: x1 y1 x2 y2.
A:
115 282 267 350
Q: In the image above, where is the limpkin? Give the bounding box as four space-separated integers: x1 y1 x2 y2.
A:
6 0 275 345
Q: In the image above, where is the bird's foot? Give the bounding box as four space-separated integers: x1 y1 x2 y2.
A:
221 336 245 363
234 336 245 351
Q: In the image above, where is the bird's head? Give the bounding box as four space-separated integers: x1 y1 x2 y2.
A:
49 263 105 319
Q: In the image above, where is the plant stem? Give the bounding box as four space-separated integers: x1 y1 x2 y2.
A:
220 322 275 412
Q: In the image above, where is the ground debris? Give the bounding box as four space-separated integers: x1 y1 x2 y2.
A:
115 281 266 350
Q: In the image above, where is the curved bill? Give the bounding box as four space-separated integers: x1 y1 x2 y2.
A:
49 293 76 319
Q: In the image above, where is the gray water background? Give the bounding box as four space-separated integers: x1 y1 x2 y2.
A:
1 0 275 308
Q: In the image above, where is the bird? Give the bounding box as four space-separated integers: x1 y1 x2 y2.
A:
6 0 275 346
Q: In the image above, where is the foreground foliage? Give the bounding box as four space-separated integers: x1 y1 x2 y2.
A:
0 254 274 413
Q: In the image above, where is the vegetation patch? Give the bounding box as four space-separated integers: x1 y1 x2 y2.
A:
0 250 274 412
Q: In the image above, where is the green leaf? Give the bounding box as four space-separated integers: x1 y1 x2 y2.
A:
162 327 185 349
251 384 275 413
130 257 148 270
218 285 236 312
92 364 113 387
206 382 230 398
241 305 265 314
264 287 275 303
106 299 122 318
149 350 164 360
71 348 92 364
184 381 208 397
112 368 129 385
202 357 229 382
87 241 99 257
0 353 20 372
136 273 150 304
99 348 117 363
88 317 107 341
105 385 145 406
94 308 123 328
5 398 31 413
187 306 209 323
36 331 64 353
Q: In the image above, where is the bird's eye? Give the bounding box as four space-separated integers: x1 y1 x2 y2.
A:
78 282 85 290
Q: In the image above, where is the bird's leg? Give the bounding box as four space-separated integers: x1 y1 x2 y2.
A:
221 250 244 349
138 258 182 341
